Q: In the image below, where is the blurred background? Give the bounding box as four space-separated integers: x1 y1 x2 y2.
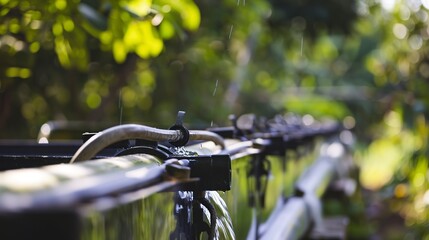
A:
1 0 429 238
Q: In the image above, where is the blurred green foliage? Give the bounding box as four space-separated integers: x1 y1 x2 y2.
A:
0 0 201 136
1 0 429 237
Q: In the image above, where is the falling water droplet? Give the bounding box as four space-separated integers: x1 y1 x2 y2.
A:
229 25 234 39
300 36 304 57
213 79 219 96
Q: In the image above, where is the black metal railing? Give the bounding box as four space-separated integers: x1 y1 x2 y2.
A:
0 111 355 240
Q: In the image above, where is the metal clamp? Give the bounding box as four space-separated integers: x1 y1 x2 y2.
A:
169 111 190 147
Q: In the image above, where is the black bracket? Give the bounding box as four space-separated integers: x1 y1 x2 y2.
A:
176 154 231 192
169 111 190 147
170 192 216 240
247 154 271 208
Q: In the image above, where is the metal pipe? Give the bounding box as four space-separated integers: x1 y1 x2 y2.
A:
219 140 253 155
0 154 167 212
295 157 336 198
259 156 335 240
259 141 349 240
189 130 226 150
260 197 311 240
70 124 225 163
295 141 346 197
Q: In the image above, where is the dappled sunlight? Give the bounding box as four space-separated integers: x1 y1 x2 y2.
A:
44 164 95 179
283 95 349 120
360 140 403 190
1 0 429 238
357 107 429 237
360 138 404 190
359 110 417 190
0 169 58 192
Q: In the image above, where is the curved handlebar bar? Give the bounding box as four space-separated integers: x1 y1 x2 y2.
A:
70 124 225 163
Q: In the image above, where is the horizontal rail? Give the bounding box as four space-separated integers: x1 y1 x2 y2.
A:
260 140 350 240
260 197 310 240
0 113 353 240
0 154 189 212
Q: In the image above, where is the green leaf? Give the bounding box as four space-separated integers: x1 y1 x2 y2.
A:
181 1 200 31
160 19 175 39
113 40 127 63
